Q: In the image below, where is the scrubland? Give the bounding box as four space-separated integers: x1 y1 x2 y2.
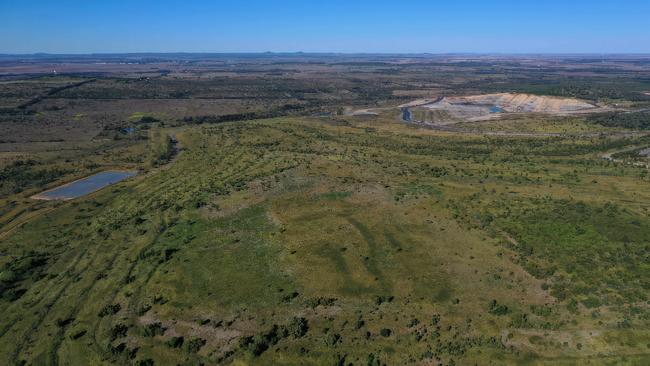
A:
1 54 649 365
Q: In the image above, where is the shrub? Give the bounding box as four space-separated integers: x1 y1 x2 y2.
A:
287 317 309 338
98 303 121 317
110 323 128 340
306 297 337 308
109 342 127 355
355 317 365 330
374 295 394 305
137 304 152 316
139 116 160 123
69 329 87 340
489 300 510 316
367 353 381 366
324 333 342 347
136 359 154 366
582 297 601 309
239 324 286 356
142 322 166 337
588 111 650 130
186 337 206 353
166 336 184 348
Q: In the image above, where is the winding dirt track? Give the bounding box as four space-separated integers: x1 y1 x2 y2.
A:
0 206 56 240
599 146 650 168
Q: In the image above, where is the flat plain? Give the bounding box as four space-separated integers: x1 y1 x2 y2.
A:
1 54 650 365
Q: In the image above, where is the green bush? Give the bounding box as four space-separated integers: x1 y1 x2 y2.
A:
380 328 392 337
166 336 184 348
588 111 650 130
489 300 510 316
142 322 166 337
186 337 206 353
286 317 309 338
98 303 121 317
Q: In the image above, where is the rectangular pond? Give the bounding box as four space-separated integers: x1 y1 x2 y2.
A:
32 170 137 200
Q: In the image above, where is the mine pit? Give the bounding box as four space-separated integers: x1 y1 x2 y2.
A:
408 93 599 123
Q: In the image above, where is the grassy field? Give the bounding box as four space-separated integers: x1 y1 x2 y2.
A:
456 115 630 135
1 55 650 365
1 112 649 365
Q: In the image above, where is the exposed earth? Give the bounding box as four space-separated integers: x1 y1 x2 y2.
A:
406 93 602 124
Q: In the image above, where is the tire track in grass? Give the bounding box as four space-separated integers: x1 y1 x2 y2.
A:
346 217 392 294
86 163 285 362
0 206 56 241
49 226 163 366
47 135 296 363
8 198 145 363
85 168 249 354
0 244 89 340
120 163 271 317
131 149 248 208
83 223 167 363
0 203 109 342
4 130 190 364
316 242 373 295
7 241 104 365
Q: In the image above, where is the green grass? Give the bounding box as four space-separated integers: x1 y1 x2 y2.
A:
496 199 650 304
1 116 649 365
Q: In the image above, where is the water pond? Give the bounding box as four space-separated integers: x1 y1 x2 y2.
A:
33 170 136 200
401 108 413 122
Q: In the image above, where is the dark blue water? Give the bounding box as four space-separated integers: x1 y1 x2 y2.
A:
401 108 412 122
490 106 504 113
36 171 136 200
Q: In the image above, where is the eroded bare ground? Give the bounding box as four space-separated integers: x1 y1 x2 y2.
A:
403 93 612 124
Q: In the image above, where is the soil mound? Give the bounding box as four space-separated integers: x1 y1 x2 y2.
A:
418 93 597 122
456 93 596 113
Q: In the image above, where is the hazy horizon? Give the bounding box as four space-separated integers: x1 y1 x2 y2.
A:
3 52 650 57
2 0 650 54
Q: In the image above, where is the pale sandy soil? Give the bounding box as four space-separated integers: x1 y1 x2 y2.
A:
344 106 393 116
349 109 378 116
456 93 596 113
398 97 441 108
414 93 605 122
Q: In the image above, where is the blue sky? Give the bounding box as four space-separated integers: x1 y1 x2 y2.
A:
1 0 649 54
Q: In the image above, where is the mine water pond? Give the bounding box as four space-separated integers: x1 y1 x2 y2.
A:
401 108 413 122
33 171 136 200
490 106 504 113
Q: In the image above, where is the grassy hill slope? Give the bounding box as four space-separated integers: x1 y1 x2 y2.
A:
1 116 649 365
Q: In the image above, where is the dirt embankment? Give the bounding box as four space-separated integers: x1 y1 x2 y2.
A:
408 93 602 123
454 93 597 113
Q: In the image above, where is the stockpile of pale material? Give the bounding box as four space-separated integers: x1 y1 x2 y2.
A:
419 93 597 122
